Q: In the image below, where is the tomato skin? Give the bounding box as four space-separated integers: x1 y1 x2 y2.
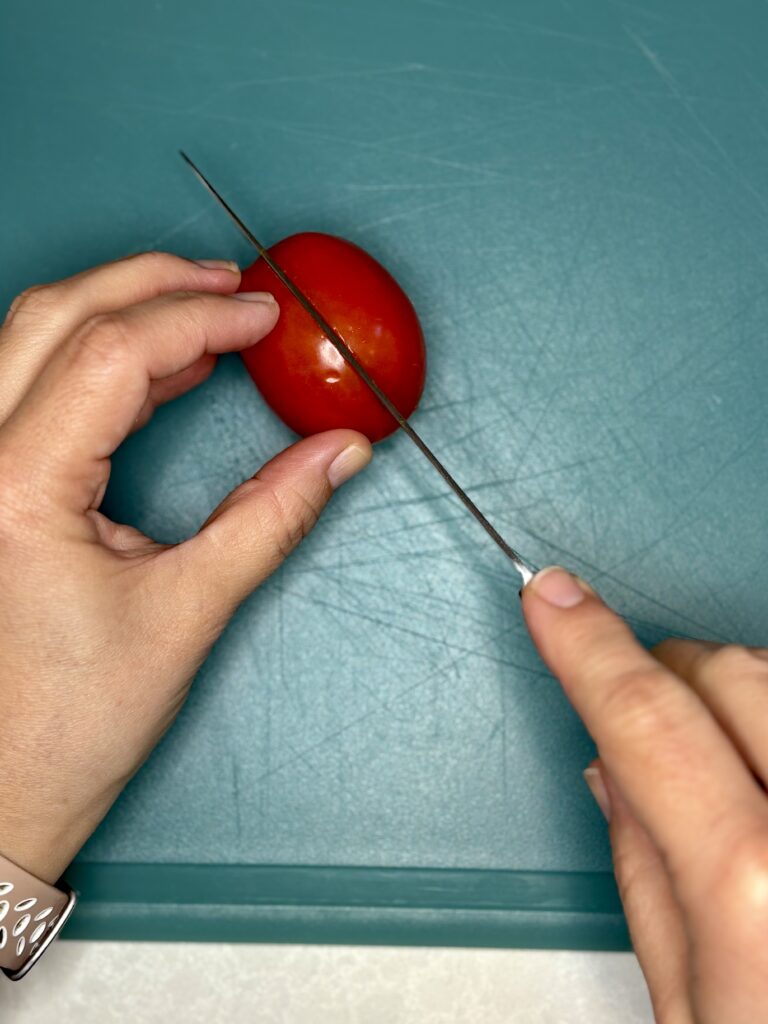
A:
238 232 426 442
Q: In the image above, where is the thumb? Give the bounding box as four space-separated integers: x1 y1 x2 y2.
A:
174 428 372 617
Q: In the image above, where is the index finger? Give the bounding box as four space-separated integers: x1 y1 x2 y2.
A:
3 289 278 511
522 567 766 894
0 252 240 422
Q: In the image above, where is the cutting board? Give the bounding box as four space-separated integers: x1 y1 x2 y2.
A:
2 0 767 949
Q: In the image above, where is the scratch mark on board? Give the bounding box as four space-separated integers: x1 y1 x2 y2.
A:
625 28 768 219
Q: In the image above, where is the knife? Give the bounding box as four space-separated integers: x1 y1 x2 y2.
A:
180 150 537 587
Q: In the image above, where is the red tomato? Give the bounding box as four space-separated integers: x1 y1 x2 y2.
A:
238 232 426 442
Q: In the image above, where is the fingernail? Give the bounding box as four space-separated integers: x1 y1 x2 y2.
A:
583 766 611 821
193 259 240 272
233 291 277 303
529 566 590 608
327 443 373 489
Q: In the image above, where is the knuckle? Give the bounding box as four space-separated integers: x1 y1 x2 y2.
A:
127 250 186 277
611 842 645 908
73 313 133 368
596 665 676 738
4 283 58 323
712 828 768 935
705 643 768 680
611 841 669 944
254 478 324 560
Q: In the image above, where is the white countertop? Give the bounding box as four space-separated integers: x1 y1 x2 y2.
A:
2 943 653 1023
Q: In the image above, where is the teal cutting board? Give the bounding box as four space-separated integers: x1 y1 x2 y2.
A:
2 0 767 949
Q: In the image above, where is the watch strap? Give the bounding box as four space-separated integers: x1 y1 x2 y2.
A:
0 852 76 980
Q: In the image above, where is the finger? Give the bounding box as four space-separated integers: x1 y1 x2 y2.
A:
522 567 766 891
165 430 372 620
131 353 217 433
0 253 240 423
653 639 768 784
5 290 278 510
585 762 694 1024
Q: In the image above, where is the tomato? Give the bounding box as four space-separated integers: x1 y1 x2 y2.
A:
238 232 426 442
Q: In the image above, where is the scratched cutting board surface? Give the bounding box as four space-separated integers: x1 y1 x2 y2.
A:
2 0 768 948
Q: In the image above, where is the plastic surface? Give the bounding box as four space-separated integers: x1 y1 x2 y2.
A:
2 0 767 950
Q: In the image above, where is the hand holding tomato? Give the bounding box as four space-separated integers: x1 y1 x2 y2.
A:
0 252 372 883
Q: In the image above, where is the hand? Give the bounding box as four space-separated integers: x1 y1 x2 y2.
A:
523 567 768 1024
0 253 372 884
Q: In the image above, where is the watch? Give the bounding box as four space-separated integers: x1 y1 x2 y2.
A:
0 851 77 980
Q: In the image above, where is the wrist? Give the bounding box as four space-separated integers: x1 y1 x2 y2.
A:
0 814 84 886
0 767 121 885
0 702 130 883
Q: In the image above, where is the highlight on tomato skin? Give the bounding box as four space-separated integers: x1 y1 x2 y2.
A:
238 232 426 443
